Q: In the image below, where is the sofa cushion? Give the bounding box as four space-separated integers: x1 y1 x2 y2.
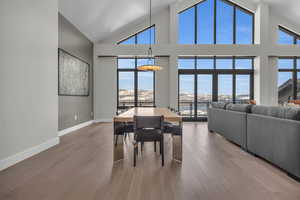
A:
267 107 286 118
211 102 228 109
284 107 300 120
251 105 300 121
226 103 252 113
251 105 270 116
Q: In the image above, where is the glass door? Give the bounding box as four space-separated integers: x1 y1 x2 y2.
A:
197 74 213 118
179 75 195 118
218 74 233 103
179 74 213 120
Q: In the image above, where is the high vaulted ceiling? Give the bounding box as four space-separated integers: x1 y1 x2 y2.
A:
59 0 300 42
59 0 178 42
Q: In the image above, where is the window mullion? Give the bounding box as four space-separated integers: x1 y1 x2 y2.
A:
233 6 236 44
214 0 217 44
195 5 197 44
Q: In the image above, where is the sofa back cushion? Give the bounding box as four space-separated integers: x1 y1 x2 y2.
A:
251 105 269 116
226 103 252 113
251 105 300 121
211 102 228 109
284 107 300 120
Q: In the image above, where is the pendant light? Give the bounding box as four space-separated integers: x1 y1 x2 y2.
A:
137 0 162 71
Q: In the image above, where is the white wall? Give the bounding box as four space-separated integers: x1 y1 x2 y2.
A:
155 57 170 107
0 0 58 170
94 57 117 121
94 0 300 120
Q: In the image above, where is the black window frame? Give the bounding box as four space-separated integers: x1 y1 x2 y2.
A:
278 57 300 103
117 57 156 111
117 25 156 45
278 26 300 45
178 0 254 44
178 56 254 121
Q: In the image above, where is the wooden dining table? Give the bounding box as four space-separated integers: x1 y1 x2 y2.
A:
113 107 183 163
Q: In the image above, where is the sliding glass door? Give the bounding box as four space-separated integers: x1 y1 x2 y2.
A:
178 57 254 120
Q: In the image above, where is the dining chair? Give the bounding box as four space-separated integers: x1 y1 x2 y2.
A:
133 115 164 167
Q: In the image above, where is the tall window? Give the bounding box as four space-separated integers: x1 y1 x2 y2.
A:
278 58 300 104
278 27 300 44
118 26 155 44
118 58 155 111
178 0 254 44
178 57 254 120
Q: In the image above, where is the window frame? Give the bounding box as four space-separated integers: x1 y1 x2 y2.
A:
178 0 254 44
178 56 254 121
117 57 156 111
117 25 156 45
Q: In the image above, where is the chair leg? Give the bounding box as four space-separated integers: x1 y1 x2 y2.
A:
161 139 164 166
154 141 156 152
134 143 137 167
141 142 144 153
160 141 162 155
115 135 118 146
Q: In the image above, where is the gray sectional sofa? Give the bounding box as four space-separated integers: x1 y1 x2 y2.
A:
208 102 300 180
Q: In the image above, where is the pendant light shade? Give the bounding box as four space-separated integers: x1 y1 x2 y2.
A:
137 0 162 71
137 64 162 71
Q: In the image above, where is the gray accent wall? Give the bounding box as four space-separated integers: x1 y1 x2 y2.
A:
58 13 94 130
0 0 58 161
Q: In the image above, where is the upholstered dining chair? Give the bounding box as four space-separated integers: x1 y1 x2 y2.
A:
133 115 164 167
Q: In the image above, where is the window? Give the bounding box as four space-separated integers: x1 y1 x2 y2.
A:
278 58 300 104
178 56 254 120
179 6 195 44
236 75 250 101
117 58 155 111
197 0 214 44
179 75 195 117
216 58 233 69
197 58 214 69
178 0 254 44
119 72 135 107
216 0 234 44
118 26 155 44
218 75 233 102
178 58 195 69
236 7 253 44
278 27 300 45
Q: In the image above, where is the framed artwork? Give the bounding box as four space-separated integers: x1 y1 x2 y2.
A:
58 49 89 96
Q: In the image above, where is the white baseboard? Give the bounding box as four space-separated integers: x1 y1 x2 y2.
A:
94 118 113 123
0 137 59 171
58 120 94 137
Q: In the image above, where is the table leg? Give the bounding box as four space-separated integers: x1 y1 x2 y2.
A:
173 121 182 162
113 122 124 162
113 135 124 162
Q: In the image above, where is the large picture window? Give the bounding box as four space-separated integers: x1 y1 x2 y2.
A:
278 58 300 104
117 58 155 112
178 56 254 120
178 0 254 44
118 26 155 45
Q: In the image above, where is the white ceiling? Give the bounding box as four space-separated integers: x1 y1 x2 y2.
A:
59 0 177 42
59 0 300 42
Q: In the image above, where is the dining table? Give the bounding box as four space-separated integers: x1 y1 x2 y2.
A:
113 107 183 163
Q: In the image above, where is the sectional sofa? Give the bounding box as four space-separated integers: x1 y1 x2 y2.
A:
208 102 300 180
